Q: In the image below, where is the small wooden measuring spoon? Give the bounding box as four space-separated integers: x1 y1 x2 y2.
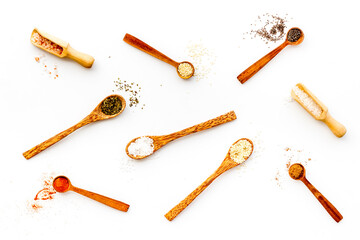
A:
23 95 126 160
53 176 129 212
123 33 195 79
291 83 346 137
165 138 254 221
288 163 343 222
31 28 95 68
125 111 237 160
237 27 304 84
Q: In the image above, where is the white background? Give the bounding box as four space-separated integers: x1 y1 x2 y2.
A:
0 0 359 239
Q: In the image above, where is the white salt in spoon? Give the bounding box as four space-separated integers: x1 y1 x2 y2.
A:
291 83 346 137
164 138 254 221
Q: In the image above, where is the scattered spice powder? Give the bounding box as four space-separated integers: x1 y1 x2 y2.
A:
229 139 253 164
177 62 194 78
128 136 154 157
30 176 57 211
292 86 322 118
186 41 216 81
101 96 122 115
243 13 291 46
34 54 60 79
113 78 145 109
31 32 63 55
287 28 302 42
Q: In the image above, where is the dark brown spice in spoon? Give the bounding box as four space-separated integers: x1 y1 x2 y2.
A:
287 28 302 42
101 96 122 115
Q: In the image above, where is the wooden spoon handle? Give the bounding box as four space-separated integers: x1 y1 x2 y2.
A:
163 111 237 144
71 186 129 212
302 177 343 222
23 115 95 160
123 33 179 67
237 41 288 84
323 113 346 138
66 46 95 68
165 163 235 221
165 171 222 221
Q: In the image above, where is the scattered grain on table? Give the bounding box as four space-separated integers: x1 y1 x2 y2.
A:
112 78 145 109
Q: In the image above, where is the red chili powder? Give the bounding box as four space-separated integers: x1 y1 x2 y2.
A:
53 177 69 192
31 176 57 211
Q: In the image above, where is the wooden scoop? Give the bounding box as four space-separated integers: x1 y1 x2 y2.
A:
53 176 129 212
165 138 254 221
125 111 237 160
31 28 95 68
288 163 343 222
123 33 194 79
23 94 126 160
237 27 304 84
291 83 346 138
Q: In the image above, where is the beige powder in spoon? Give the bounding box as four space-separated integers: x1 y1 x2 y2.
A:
230 139 253 164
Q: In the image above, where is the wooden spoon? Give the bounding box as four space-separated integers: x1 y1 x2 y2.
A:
237 27 304 84
123 33 195 79
23 94 126 160
291 83 346 138
164 138 254 221
125 111 237 160
53 176 129 212
31 28 95 68
288 163 343 222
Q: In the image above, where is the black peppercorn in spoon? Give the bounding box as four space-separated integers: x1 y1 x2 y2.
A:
237 27 304 84
23 95 126 160
289 163 343 222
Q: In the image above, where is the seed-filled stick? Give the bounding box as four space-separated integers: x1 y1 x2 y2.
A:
126 111 237 160
288 164 343 222
237 27 304 84
123 33 195 79
291 83 346 137
23 95 126 160
165 138 253 221
31 28 94 68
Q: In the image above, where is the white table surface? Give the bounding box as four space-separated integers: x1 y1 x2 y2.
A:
0 0 359 239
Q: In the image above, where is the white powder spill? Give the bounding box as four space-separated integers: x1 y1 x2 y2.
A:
128 136 154 157
292 86 322 118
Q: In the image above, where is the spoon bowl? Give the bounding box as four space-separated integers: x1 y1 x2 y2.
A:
289 163 343 222
23 94 126 160
164 138 253 221
237 27 304 84
125 111 237 160
52 175 130 212
124 33 194 79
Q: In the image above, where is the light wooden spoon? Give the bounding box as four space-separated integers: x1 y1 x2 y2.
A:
53 176 129 212
237 27 304 84
125 111 237 160
288 163 343 222
165 138 254 221
23 95 126 160
123 33 194 79
31 28 95 68
291 83 346 138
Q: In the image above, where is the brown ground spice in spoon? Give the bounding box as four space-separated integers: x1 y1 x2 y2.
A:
101 96 122 115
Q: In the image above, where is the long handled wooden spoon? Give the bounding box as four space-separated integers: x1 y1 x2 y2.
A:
23 95 126 160
288 163 343 222
237 27 304 84
53 176 129 212
125 111 237 160
165 138 253 221
31 28 95 68
291 83 346 137
123 33 195 79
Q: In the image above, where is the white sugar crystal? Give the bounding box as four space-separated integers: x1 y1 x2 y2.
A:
128 136 154 157
293 86 322 118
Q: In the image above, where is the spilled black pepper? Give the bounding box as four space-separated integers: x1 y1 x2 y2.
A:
101 96 122 115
